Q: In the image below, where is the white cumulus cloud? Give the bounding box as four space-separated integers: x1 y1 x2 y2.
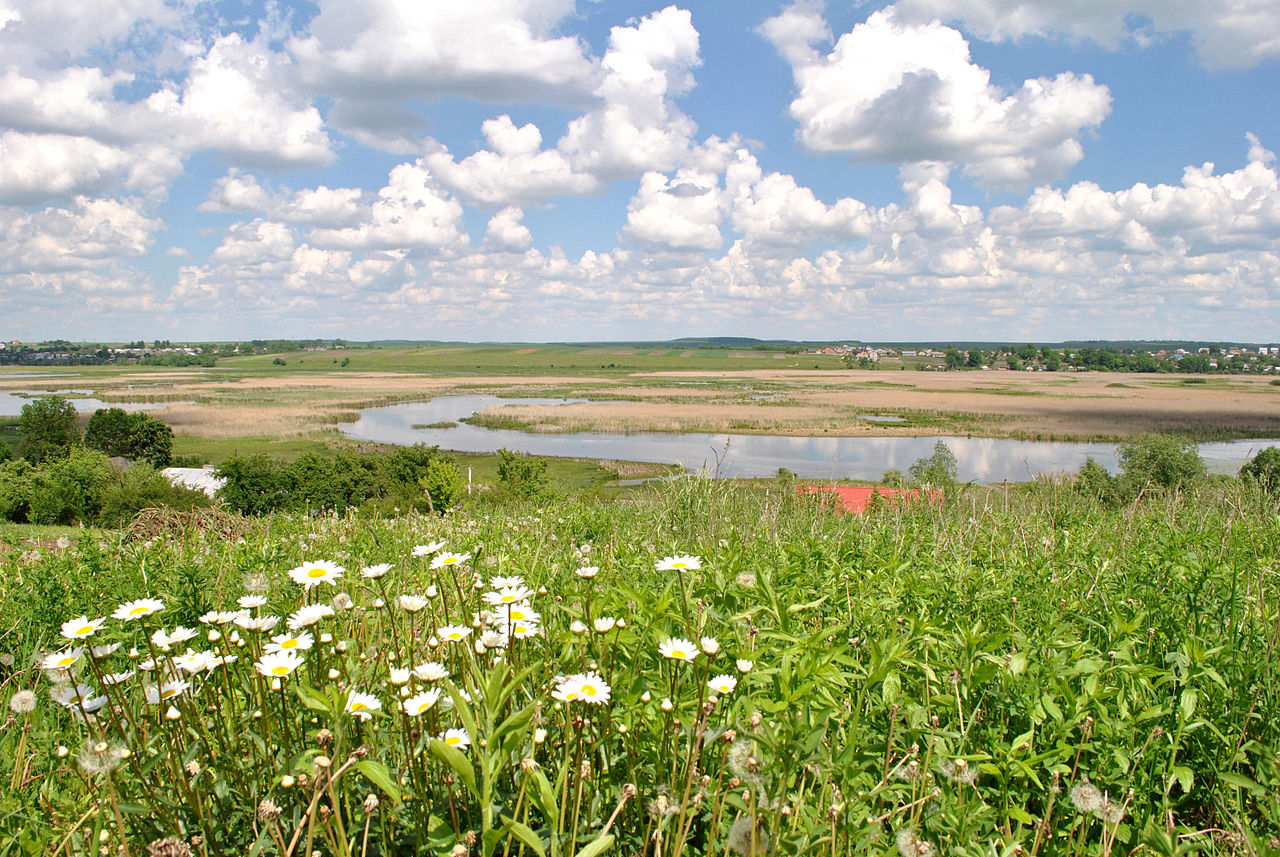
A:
761 4 1112 185
892 0 1280 69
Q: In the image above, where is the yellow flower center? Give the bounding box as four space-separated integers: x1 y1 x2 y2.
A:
501 594 516 602
161 688 178 699
446 736 461 745
128 607 147 616
306 568 327 578
672 562 686 569
272 666 290 676
281 640 297 649
442 558 457 565
582 685 597 697
351 702 368 711
57 656 75 667
670 649 687 659
76 625 94 635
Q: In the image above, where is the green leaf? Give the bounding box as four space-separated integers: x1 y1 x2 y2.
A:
498 820 546 857
882 672 901 704
1010 727 1034 754
527 768 559 830
355 760 403 805
294 683 332 714
1172 765 1194 794
574 834 616 857
430 740 478 799
1008 807 1035 826
1218 772 1265 796
1008 652 1028 675
1040 693 1063 723
1179 689 1197 721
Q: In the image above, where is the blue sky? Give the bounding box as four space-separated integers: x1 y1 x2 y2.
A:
3 0 1279 343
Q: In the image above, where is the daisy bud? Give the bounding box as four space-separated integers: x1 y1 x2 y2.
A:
57 746 69 758
208 630 221 642
320 633 333 643
570 621 587 635
534 728 547 744
641 691 651 702
328 669 340 680
281 775 295 789
660 698 673 712
165 705 181 720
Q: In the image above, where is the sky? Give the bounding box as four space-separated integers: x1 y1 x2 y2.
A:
3 0 1280 344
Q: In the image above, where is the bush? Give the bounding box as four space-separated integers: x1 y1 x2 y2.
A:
496 448 550 499
1240 446 1280 494
1075 456 1125 506
420 457 465 513
18 397 79 462
99 462 211 526
908 441 958 491
0 458 35 522
214 454 285 515
1117 433 1205 492
28 447 115 524
881 468 905 487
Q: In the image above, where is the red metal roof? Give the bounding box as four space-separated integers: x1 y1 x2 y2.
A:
796 485 942 514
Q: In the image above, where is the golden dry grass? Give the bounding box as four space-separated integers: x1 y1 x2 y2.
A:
4 366 1277 442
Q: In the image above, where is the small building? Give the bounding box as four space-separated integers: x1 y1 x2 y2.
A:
796 485 943 514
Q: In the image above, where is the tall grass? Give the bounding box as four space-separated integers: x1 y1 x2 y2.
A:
0 479 1276 856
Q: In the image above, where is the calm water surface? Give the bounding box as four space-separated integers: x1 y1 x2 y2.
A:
0 390 163 417
343 396 1277 482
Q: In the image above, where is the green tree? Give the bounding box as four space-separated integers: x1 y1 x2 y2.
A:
1117 433 1205 491
420 458 465 513
18 397 79 462
84 408 135 457
496 448 549 499
1040 347 1061 371
84 409 174 467
215 455 284 514
128 415 173 467
944 346 965 370
966 347 985 367
1239 446 1280 494
908 441 958 491
29 447 115 524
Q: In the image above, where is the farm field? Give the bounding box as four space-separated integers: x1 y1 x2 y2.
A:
3 345 1280 462
2 478 1277 855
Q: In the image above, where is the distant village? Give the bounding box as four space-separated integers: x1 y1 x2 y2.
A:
2 338 1279 373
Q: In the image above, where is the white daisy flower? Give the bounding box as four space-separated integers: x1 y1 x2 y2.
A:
237 595 268 609
112 598 164 621
658 637 698 662
438 728 471 750
397 595 428 613
488 575 525 589
403 689 441 716
700 636 720 655
264 631 315 654
707 674 737 694
287 560 346 589
593 617 618 634
429 552 471 570
436 625 472 642
287 604 336 630
42 649 84 671
255 650 305 679
412 541 446 557
736 658 754 673
344 690 381 721
144 680 191 704
361 563 393 579
655 555 701 573
388 667 411 686
412 662 449 682
575 566 599 579
60 615 106 640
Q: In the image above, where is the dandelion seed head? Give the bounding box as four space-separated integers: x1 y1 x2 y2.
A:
727 816 768 855
8 689 36 714
1069 780 1104 814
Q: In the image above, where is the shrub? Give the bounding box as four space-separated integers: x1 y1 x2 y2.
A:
0 458 35 522
1117 433 1205 492
908 441 958 491
214 454 285 515
99 462 211 526
28 447 115 524
496 448 549 499
1075 456 1125 506
881 468 905 487
18 397 79 462
1239 446 1280 494
420 457 465 513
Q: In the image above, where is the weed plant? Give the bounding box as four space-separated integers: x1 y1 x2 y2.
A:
0 478 1277 856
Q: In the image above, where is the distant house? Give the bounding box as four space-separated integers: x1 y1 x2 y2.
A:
796 485 943 514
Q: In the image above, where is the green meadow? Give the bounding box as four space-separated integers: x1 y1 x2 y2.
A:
2 476 1277 856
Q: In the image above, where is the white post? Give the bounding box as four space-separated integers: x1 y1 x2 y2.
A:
468 466 472 495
